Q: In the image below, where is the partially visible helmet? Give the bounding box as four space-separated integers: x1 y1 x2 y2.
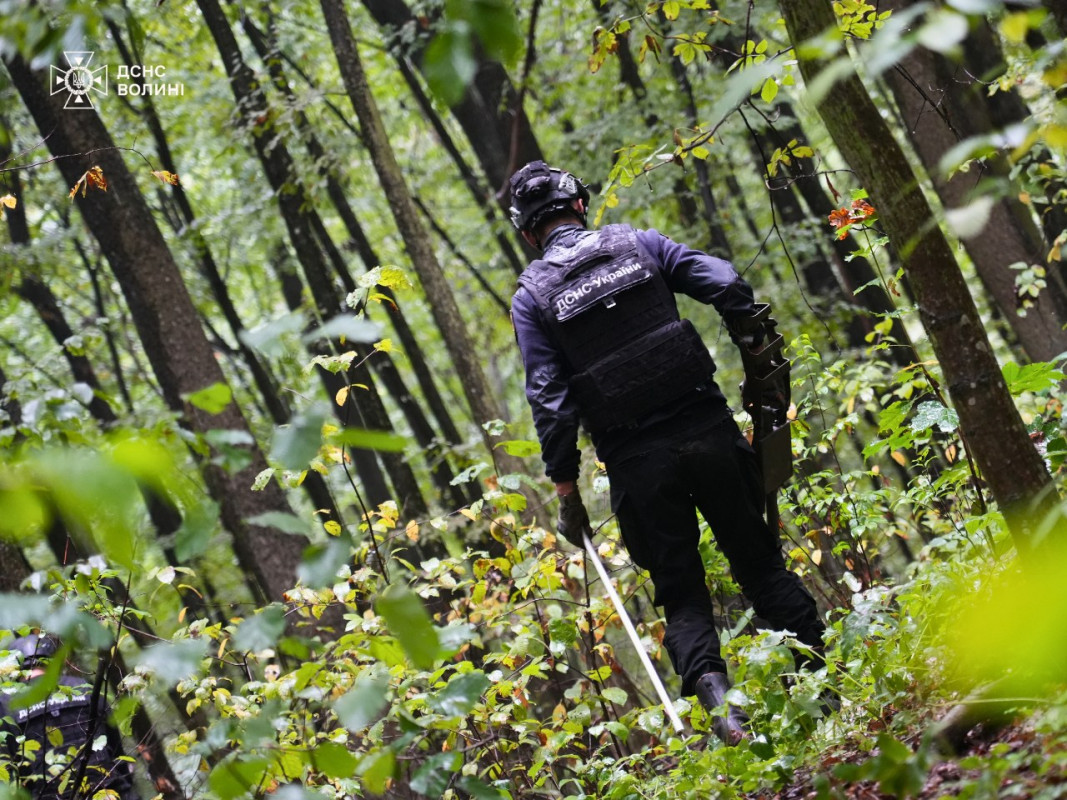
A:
8 633 60 669
508 160 590 232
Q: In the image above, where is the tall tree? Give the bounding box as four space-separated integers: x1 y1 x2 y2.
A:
779 0 1058 547
319 0 532 486
195 0 429 517
2 50 311 604
882 0 1067 362
360 0 543 194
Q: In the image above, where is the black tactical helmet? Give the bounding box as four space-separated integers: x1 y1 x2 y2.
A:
508 160 590 233
8 633 60 669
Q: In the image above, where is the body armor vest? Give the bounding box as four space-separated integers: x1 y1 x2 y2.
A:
1 677 131 799
519 224 717 433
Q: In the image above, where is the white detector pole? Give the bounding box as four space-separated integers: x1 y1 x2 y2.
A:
583 534 685 734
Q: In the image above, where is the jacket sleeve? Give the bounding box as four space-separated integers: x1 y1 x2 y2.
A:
636 228 757 322
511 287 582 483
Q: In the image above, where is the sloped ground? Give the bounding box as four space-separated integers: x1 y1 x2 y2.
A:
758 716 1067 799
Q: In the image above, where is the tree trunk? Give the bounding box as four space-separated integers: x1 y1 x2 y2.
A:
0 362 34 590
319 0 532 485
780 0 1057 548
881 0 1067 362
196 0 429 516
2 51 310 604
360 0 543 195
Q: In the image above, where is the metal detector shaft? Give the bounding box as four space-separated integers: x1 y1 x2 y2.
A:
583 534 685 734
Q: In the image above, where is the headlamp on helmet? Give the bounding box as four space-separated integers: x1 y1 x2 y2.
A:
508 160 590 232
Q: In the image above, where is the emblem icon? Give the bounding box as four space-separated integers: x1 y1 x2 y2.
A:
50 52 108 110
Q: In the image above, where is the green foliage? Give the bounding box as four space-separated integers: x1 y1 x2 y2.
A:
424 0 522 106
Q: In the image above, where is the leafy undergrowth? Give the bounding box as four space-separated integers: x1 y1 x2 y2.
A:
3 448 1066 799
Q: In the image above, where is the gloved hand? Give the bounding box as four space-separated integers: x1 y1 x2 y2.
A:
557 490 592 548
727 318 768 352
742 375 789 424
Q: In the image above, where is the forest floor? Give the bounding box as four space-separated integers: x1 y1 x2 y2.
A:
758 714 1067 799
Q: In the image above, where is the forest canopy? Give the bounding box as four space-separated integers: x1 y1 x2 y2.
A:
1 0 1066 798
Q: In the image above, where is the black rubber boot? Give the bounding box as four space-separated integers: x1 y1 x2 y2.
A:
695 672 749 746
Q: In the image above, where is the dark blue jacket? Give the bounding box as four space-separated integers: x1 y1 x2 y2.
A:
512 223 758 482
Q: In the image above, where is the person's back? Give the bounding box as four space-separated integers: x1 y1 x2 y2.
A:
509 161 826 746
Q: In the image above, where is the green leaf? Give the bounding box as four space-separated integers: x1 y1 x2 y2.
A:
302 315 382 345
548 617 578 655
271 784 320 800
247 512 308 536
233 604 287 652
410 751 462 796
175 500 218 561
916 9 968 52
271 409 325 470
328 427 408 453
335 669 391 730
424 26 476 106
135 638 207 683
309 741 359 779
240 312 306 358
430 670 490 716
375 584 441 670
496 439 540 457
209 756 271 800
760 76 779 103
0 488 49 543
357 748 396 795
457 776 508 800
945 195 995 239
438 622 476 658
910 401 959 434
184 382 233 414
601 686 628 705
1002 361 1066 396
298 537 352 588
451 0 522 65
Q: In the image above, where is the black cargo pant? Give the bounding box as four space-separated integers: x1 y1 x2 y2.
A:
606 415 824 695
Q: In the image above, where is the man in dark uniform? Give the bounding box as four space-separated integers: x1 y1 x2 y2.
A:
0 633 136 798
508 160 825 744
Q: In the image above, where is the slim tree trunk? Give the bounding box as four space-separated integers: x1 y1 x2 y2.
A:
882 0 1067 362
2 51 310 603
0 363 33 590
780 0 1058 548
360 0 543 194
319 0 531 484
195 0 428 516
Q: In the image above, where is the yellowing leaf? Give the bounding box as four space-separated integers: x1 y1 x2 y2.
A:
459 508 479 522
324 520 342 536
811 549 823 566
999 11 1030 43
335 386 350 407
405 519 419 541
151 170 180 185
0 194 16 209
891 450 907 466
1042 123 1067 149
374 338 394 353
